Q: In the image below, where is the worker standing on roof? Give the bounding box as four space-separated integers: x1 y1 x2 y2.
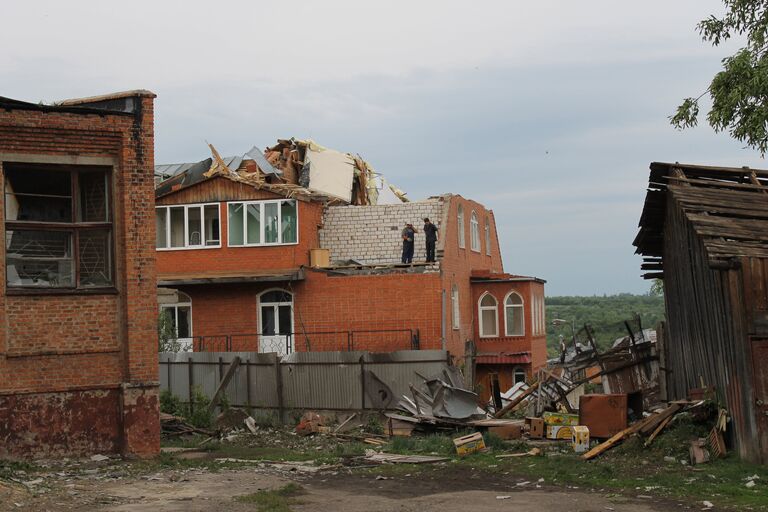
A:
423 217 438 262
401 223 416 264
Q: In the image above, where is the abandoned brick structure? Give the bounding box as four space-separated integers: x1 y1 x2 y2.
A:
0 91 159 458
155 143 546 392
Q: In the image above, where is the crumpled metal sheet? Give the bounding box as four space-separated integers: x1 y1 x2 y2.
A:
431 383 483 420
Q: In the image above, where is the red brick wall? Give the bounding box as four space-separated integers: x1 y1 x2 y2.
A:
470 280 547 372
0 95 159 459
156 179 324 275
439 195 505 356
176 269 443 353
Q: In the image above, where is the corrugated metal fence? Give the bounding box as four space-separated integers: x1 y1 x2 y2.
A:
159 350 451 417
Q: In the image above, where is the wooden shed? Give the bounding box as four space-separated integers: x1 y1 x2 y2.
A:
634 162 768 464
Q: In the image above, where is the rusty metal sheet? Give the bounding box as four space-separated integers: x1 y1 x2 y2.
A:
578 394 627 439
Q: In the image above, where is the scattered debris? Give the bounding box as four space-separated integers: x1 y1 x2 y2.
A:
364 452 449 464
160 412 214 437
496 448 542 458
453 432 487 456
690 438 711 465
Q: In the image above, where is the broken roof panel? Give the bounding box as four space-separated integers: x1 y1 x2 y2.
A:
302 145 355 202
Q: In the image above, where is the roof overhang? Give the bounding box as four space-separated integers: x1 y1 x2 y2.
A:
157 268 304 286
475 352 532 365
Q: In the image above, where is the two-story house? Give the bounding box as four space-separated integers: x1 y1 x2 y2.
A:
154 142 547 390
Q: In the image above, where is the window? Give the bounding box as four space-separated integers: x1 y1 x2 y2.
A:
470 211 480 252
513 367 526 384
156 203 220 250
478 292 498 337
485 219 491 255
451 284 460 330
160 291 192 341
532 294 546 335
457 204 465 248
228 200 298 246
4 163 113 289
504 292 524 336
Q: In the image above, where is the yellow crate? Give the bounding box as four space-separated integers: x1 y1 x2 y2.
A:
542 412 579 426
572 426 590 453
546 425 575 440
453 432 486 456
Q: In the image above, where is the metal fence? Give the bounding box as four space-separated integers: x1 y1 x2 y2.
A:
159 349 450 419
192 329 420 353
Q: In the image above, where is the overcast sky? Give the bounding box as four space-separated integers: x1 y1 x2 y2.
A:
2 1 763 295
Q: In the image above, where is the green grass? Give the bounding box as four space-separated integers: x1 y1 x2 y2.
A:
235 483 303 511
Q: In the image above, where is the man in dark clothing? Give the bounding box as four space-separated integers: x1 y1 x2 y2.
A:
401 223 416 264
423 217 438 262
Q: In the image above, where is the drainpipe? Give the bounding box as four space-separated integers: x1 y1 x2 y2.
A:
441 288 447 351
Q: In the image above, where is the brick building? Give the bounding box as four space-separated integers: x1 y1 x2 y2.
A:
155 143 546 392
0 91 159 458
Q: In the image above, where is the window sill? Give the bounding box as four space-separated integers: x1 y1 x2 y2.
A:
6 287 119 296
157 245 221 251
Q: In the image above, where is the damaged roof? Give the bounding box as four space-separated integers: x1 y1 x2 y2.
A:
0 89 155 116
634 162 768 277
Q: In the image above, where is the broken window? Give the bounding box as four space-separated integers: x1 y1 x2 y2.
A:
470 211 480 252
513 367 526 384
4 164 112 290
457 204 465 249
155 203 220 249
451 284 460 330
228 199 299 246
478 292 498 338
485 219 491 256
504 292 524 336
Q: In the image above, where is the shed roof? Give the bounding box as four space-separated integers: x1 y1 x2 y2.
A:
634 162 768 278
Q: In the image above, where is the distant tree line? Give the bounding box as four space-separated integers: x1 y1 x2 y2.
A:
545 293 665 357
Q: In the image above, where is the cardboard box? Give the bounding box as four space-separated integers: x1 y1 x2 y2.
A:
309 248 330 268
542 412 579 426
453 432 486 456
546 425 575 440
489 423 523 440
526 417 545 438
571 426 590 453
579 394 628 438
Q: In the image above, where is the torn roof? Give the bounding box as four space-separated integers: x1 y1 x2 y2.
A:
634 161 768 277
0 89 155 116
156 138 409 206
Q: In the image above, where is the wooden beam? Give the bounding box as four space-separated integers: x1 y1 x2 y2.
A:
493 380 540 418
208 356 241 413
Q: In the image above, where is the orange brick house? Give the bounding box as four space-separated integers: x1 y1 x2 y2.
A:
0 91 159 458
154 144 546 391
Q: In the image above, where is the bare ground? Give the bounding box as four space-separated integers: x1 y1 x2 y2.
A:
1 460 692 512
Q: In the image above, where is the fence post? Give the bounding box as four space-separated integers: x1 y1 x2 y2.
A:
187 356 194 413
274 355 284 424
359 355 366 410
246 358 252 409
218 356 224 382
166 356 172 394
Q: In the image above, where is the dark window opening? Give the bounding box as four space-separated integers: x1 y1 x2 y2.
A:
4 164 113 290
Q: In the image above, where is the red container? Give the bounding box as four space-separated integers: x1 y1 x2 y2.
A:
579 394 628 438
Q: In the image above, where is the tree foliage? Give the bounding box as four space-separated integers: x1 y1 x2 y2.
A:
545 294 665 355
671 1 768 154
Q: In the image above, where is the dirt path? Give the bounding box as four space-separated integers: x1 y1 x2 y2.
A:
3 464 685 512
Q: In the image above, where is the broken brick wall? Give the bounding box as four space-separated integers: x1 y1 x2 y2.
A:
0 92 159 459
318 198 445 264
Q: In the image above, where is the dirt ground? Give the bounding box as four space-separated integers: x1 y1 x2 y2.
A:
0 459 690 512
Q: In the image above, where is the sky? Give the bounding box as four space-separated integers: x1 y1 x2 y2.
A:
1 1 764 295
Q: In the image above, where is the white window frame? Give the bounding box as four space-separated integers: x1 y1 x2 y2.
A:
478 292 499 338
160 291 193 339
504 291 525 337
451 284 460 330
156 203 221 251
485 219 491 256
513 367 526 384
470 211 480 252
227 199 300 247
457 204 465 249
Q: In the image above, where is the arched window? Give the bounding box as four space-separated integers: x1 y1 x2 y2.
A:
451 284 460 330
478 292 498 337
513 367 526 384
485 219 491 255
457 204 465 248
470 211 480 251
504 292 524 336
